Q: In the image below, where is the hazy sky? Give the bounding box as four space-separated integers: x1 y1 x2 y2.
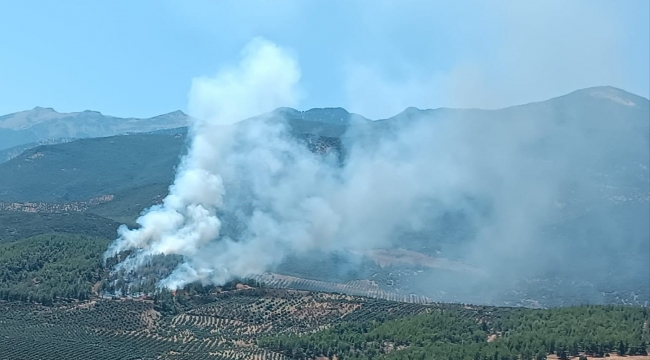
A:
1 0 648 118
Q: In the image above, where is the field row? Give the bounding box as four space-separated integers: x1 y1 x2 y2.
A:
252 273 435 303
0 288 431 359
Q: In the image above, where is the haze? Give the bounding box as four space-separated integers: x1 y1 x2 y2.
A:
1 0 648 118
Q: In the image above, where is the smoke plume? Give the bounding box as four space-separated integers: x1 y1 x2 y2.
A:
105 38 302 289
106 38 648 303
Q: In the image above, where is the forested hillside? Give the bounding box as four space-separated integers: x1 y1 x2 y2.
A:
261 306 649 359
0 133 185 202
0 212 120 242
0 233 109 303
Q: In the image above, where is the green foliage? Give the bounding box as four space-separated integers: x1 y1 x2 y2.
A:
0 284 648 360
0 133 184 203
88 182 170 223
0 301 180 360
0 233 110 303
0 211 120 243
0 290 424 360
260 305 650 359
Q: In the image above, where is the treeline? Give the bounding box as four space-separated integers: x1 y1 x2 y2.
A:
259 305 649 360
0 233 109 303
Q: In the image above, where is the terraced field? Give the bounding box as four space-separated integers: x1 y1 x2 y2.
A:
1 286 648 359
0 288 431 360
251 273 435 303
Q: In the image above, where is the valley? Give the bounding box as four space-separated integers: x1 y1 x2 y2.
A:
2 1 649 357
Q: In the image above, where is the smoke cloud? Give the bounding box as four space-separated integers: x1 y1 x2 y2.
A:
106 37 648 304
105 38 303 288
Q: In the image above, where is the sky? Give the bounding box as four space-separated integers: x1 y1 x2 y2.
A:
0 0 648 119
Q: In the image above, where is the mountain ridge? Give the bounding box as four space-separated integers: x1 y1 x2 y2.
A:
0 85 646 204
0 107 191 130
0 108 190 151
3 85 645 132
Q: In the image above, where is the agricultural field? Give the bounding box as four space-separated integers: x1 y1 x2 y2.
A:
0 234 647 359
0 287 647 359
251 273 434 303
0 288 429 360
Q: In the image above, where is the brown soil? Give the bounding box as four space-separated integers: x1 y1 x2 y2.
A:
235 283 252 290
363 248 481 274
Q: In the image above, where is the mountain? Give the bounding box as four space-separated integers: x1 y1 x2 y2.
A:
0 107 189 151
0 86 647 308
275 106 366 125
0 106 368 203
0 86 646 205
0 105 367 156
248 107 369 137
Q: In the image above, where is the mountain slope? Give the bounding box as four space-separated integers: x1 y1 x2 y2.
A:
0 107 189 151
0 86 646 204
0 86 647 308
0 106 358 203
0 132 185 202
0 212 120 243
0 138 75 164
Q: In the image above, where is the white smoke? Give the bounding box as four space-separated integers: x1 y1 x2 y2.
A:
106 37 648 299
105 38 302 289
